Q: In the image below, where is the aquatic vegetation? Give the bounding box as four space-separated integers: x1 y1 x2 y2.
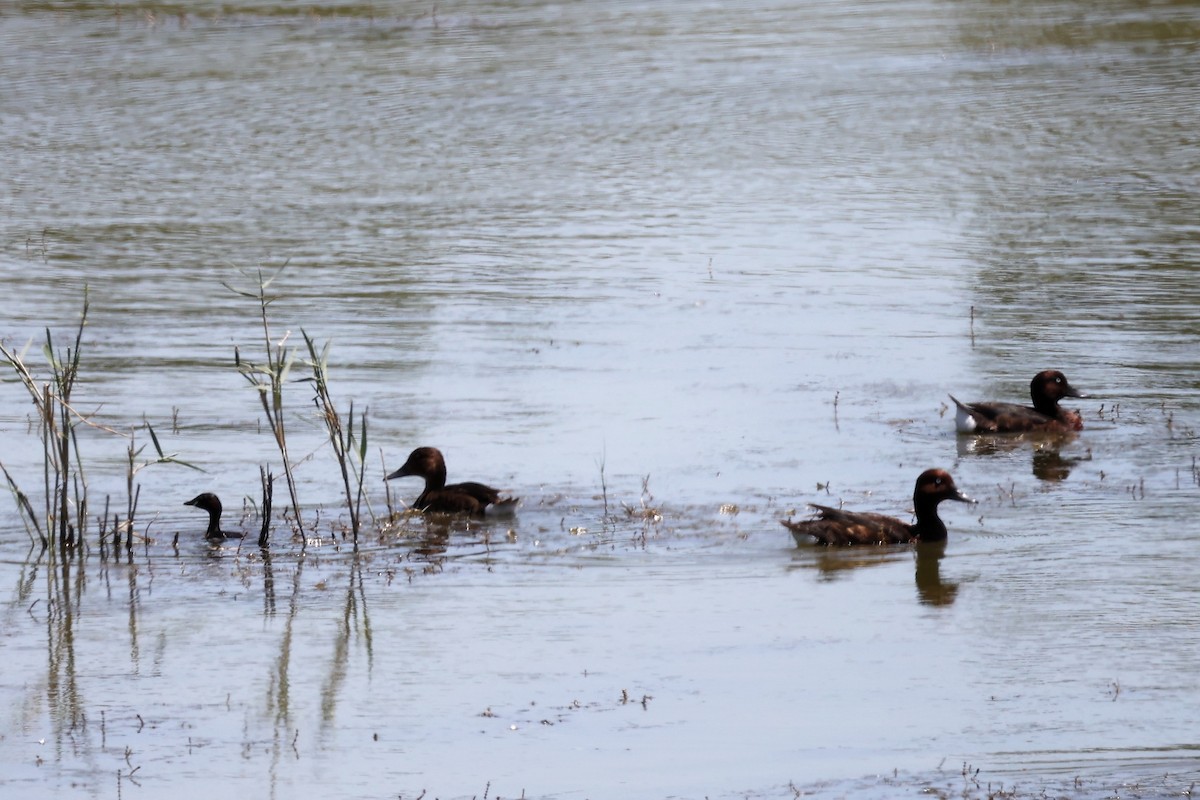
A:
302 330 372 543
227 267 376 547
0 290 91 550
0 289 193 556
227 265 306 543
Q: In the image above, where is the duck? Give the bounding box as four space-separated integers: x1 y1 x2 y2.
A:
184 493 244 541
385 446 518 515
782 469 973 546
949 370 1087 433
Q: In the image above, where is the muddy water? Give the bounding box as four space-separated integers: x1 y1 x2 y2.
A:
2 2 1200 798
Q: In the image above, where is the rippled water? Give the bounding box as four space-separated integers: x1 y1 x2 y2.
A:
2 1 1199 798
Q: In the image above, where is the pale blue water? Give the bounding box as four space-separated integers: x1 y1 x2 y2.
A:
1 2 1199 798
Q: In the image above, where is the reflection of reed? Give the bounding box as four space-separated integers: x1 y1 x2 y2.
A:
6 546 39 628
261 547 276 618
40 553 96 770
266 556 305 787
18 542 147 788
320 556 373 732
263 552 374 788
126 556 140 667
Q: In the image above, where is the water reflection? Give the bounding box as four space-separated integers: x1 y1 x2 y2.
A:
396 517 455 564
319 557 373 734
791 541 960 607
0 0 1198 797
16 548 108 782
266 552 305 789
803 547 906 581
913 541 958 607
955 432 1087 482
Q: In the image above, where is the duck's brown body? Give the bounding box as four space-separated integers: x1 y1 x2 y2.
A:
782 469 972 546
184 492 244 541
950 370 1087 434
386 447 517 515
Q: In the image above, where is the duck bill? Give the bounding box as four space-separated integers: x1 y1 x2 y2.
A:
384 467 411 481
1065 385 1089 399
950 490 975 504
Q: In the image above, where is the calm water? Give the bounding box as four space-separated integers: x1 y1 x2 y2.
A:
2 1 1200 798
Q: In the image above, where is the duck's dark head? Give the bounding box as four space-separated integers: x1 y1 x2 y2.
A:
1033 370 1087 404
914 469 973 507
184 492 222 515
385 447 447 482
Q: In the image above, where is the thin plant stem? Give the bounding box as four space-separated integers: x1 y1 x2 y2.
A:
226 265 306 545
301 330 371 544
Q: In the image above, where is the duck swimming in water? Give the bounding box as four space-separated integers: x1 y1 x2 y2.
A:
949 370 1087 433
385 447 518 515
782 469 973 546
184 492 244 541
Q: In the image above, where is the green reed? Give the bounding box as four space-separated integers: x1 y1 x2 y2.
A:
229 267 375 546
1 290 196 557
259 466 274 548
227 266 306 544
302 330 372 544
122 421 199 547
0 291 91 551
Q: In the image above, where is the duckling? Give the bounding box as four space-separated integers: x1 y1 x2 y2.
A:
782 469 972 546
385 447 518 515
184 493 244 541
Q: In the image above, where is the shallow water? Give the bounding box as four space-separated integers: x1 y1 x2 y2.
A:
2 1 1200 798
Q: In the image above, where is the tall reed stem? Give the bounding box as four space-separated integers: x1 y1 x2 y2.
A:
302 330 371 544
226 266 306 545
0 291 91 553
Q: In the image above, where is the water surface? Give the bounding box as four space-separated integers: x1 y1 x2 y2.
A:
2 1 1199 798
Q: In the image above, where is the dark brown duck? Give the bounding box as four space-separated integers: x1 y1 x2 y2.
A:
385 447 518 515
184 492 244 541
782 469 973 546
950 369 1087 433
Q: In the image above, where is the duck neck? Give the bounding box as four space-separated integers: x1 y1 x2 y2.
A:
1032 393 1060 417
426 463 448 492
911 499 949 542
205 509 223 538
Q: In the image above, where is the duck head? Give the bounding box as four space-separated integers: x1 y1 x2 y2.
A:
914 469 973 507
